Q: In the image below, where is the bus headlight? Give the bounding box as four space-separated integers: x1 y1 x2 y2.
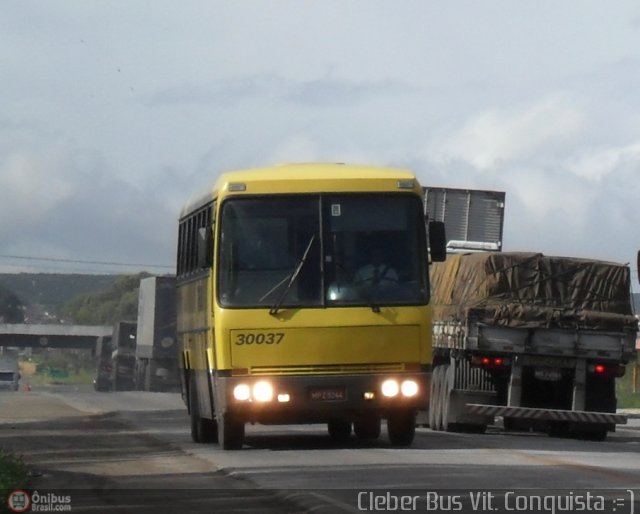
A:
401 380 419 397
233 384 251 401
253 381 274 402
381 379 399 398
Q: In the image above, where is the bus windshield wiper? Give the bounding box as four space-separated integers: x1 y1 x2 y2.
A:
269 235 316 316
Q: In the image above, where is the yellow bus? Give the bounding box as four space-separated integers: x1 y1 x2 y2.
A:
176 163 446 449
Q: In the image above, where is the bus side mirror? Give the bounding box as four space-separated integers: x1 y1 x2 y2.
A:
637 250 640 284
429 221 447 262
197 226 213 269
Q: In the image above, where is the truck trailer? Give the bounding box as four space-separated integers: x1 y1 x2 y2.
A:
135 276 179 392
0 353 19 391
93 335 113 392
428 251 637 440
109 321 137 391
423 187 505 253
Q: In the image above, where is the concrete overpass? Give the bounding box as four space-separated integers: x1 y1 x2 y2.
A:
0 324 112 350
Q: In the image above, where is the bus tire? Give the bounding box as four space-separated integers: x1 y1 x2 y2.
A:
328 418 352 443
189 377 218 444
388 409 416 446
354 414 381 440
219 413 244 450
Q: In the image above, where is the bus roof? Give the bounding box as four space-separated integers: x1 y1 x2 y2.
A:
180 163 421 218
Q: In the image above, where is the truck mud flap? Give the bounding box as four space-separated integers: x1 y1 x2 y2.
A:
466 404 627 425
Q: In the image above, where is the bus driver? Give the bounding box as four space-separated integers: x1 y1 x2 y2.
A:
354 247 398 287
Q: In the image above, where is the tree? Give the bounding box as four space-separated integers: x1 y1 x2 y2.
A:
0 286 24 323
63 273 151 325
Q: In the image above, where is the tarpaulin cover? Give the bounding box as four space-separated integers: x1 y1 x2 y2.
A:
430 252 638 331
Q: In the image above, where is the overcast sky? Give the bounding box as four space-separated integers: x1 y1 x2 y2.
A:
1 1 640 282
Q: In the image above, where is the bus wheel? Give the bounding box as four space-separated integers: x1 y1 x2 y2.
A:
354 414 381 440
189 378 218 444
387 410 416 446
219 413 244 450
328 418 352 443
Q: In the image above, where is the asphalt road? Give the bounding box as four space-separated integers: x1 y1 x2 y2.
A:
2 386 640 513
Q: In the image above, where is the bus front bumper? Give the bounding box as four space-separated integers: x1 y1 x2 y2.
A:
214 372 430 424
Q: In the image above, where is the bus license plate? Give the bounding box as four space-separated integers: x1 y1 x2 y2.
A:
309 387 346 401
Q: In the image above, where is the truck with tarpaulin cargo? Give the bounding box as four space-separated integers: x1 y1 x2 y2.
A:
428 251 637 440
416 186 506 427
134 275 179 392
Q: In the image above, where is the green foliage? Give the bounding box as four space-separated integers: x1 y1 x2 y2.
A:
62 273 151 325
617 363 640 408
0 451 27 493
0 273 118 318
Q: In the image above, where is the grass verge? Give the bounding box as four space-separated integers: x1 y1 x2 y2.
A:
0 450 28 492
27 369 94 387
617 362 640 409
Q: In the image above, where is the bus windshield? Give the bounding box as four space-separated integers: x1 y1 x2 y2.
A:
217 194 428 309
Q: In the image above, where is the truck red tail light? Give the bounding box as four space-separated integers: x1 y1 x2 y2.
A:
471 355 510 368
588 363 625 377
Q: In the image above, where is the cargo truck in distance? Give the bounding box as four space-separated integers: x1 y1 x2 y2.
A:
177 163 447 450
428 252 637 440
109 321 137 391
0 353 20 391
135 276 179 392
93 335 113 392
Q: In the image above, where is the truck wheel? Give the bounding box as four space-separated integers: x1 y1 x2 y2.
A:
354 414 381 440
189 378 218 444
461 423 487 434
430 366 444 431
388 410 416 446
571 424 608 441
218 413 244 450
428 365 441 430
441 364 453 431
436 364 451 431
548 421 570 439
144 363 153 392
328 418 352 443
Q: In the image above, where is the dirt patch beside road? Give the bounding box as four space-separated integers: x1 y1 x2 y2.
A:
0 390 87 422
0 391 304 513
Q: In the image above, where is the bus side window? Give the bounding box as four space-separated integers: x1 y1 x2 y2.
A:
197 225 213 269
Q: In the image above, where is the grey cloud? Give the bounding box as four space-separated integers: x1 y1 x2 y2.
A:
147 74 415 108
284 77 415 107
0 150 178 274
146 74 285 106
